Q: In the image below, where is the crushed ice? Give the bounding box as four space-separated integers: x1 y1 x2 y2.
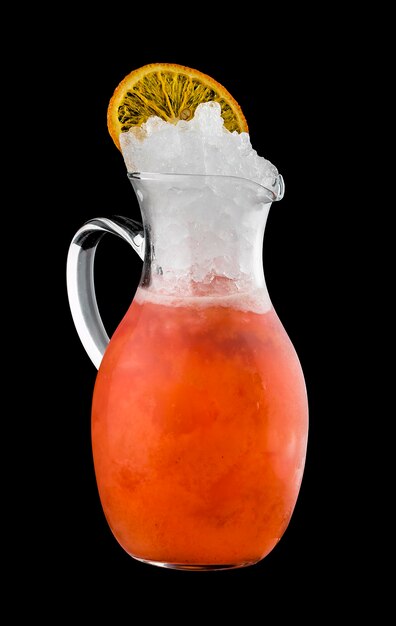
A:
119 102 278 189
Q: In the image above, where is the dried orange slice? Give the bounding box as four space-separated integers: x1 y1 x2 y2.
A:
107 63 248 150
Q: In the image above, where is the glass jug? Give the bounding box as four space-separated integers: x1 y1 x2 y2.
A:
67 172 308 570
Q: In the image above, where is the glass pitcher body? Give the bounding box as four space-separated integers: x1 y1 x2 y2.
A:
67 173 308 570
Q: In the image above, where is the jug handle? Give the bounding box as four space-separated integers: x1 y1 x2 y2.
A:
66 216 145 369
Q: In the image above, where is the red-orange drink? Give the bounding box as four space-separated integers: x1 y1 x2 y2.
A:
92 289 308 568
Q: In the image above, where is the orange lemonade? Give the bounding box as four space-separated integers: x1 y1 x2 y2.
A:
92 289 308 568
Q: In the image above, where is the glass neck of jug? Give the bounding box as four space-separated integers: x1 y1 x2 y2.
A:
129 172 283 306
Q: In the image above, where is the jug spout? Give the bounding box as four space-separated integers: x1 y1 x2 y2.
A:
129 172 283 309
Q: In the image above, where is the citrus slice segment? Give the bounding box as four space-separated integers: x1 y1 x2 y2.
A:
107 63 248 150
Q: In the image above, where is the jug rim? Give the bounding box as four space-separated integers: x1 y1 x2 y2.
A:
128 171 285 202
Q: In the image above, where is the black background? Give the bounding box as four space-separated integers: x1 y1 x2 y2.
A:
23 19 368 618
